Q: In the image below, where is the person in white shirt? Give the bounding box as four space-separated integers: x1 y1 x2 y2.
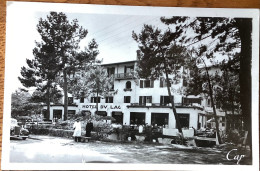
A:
73 118 82 142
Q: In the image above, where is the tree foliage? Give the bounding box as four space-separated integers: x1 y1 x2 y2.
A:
133 25 187 79
161 16 252 147
11 89 42 118
133 25 188 138
36 12 98 120
69 64 115 114
18 27 61 119
69 64 115 98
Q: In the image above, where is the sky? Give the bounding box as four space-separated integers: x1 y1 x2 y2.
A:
5 3 171 93
5 2 257 94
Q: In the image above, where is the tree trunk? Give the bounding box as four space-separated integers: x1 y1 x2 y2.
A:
163 62 184 142
46 86 51 120
204 65 222 144
63 69 68 121
236 18 252 154
96 87 99 115
224 111 227 135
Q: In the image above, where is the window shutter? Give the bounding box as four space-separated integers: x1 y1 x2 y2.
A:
160 96 163 105
150 96 153 103
140 80 143 88
144 96 146 104
139 96 142 104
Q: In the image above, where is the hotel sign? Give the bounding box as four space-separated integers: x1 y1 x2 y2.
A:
81 104 122 110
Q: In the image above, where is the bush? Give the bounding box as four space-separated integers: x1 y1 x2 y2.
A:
226 129 241 144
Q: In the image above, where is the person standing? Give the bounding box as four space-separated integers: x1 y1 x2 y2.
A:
73 118 82 142
85 120 93 137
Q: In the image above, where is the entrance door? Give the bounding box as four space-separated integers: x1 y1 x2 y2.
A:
130 112 145 125
53 110 62 120
177 113 190 128
112 112 123 124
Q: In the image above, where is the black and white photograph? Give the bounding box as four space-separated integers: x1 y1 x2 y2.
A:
1 1 259 170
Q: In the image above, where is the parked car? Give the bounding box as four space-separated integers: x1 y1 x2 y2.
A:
10 118 29 140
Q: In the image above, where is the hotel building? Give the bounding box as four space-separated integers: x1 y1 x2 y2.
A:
45 60 228 135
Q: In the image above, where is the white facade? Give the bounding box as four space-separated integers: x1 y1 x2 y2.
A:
45 60 227 131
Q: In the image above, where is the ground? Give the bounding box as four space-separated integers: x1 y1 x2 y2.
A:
10 135 251 164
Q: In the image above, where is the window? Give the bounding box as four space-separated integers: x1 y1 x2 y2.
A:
80 97 84 103
107 67 115 77
151 113 169 126
130 112 145 125
68 97 73 104
112 112 123 124
139 96 152 105
140 80 154 88
160 77 171 87
68 110 76 118
177 113 190 128
182 97 202 105
124 65 134 73
124 96 131 103
146 96 152 103
160 96 174 106
53 110 62 119
105 97 113 103
126 81 131 89
91 97 100 103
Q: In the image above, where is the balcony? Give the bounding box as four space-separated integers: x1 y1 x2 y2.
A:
128 103 176 107
115 72 134 80
127 103 203 109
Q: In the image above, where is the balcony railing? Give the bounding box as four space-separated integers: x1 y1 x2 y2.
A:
115 72 134 80
128 103 202 108
129 103 177 107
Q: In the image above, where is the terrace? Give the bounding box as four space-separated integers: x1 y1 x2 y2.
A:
114 72 135 80
127 103 203 109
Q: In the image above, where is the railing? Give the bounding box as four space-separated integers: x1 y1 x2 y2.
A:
115 72 134 79
129 103 202 108
130 103 179 107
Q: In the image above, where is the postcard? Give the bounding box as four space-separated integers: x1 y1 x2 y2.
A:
1 1 259 170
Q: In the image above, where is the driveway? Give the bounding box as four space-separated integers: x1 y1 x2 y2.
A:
9 135 251 164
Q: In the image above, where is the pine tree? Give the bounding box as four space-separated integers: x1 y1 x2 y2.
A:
36 12 97 120
19 40 60 120
133 25 187 142
161 17 252 148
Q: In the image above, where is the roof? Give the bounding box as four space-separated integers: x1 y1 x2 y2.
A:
101 60 137 66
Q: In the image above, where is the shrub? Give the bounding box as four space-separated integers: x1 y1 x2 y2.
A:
226 129 242 144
